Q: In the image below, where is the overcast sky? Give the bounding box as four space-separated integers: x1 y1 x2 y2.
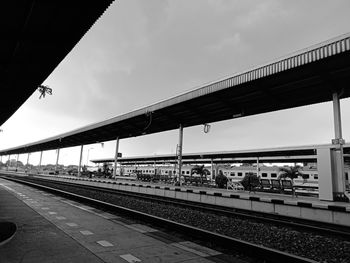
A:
1 0 350 166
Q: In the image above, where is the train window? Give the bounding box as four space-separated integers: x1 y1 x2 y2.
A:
262 173 267 178
303 174 310 179
230 172 235 176
314 175 318 180
186 171 190 174
165 170 168 174
182 171 185 174
345 172 348 180
238 172 242 177
271 173 277 178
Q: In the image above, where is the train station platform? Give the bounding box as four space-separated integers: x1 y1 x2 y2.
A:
15 172 350 228
0 177 232 263
0 179 104 263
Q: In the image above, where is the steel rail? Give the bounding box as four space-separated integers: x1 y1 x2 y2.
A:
3 174 350 239
1 175 318 263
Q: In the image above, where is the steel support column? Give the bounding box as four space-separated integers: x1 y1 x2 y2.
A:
7 155 10 171
256 157 260 178
39 151 43 173
78 145 84 177
16 154 19 171
55 148 60 174
211 159 214 181
331 91 346 200
177 124 183 185
113 137 120 178
153 160 156 178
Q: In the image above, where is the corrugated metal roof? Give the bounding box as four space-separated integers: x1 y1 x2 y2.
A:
1 32 350 155
91 143 350 164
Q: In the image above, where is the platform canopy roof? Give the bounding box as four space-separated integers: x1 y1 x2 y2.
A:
1 32 350 155
90 143 350 165
0 0 114 126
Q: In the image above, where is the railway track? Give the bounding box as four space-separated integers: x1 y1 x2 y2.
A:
1 174 321 263
8 174 350 239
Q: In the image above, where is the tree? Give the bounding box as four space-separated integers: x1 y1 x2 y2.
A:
191 165 210 184
278 165 303 180
240 172 260 192
102 163 110 178
278 165 303 196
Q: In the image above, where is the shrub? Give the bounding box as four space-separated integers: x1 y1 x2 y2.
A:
240 172 260 191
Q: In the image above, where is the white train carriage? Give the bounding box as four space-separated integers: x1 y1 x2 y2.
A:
119 163 349 190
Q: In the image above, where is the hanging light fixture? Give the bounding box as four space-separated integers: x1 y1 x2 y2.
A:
203 123 211 133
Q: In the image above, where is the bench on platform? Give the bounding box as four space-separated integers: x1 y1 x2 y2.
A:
260 179 271 190
271 179 282 192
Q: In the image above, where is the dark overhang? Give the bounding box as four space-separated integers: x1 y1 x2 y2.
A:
0 1 114 126
1 32 350 155
90 143 350 165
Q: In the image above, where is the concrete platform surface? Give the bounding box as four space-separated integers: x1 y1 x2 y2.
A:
0 178 235 263
0 180 104 263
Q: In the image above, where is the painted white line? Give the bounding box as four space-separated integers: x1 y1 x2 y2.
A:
98 212 120 220
79 205 93 210
66 223 78 227
171 243 208 257
177 241 221 256
80 230 93 235
126 224 157 234
120 254 141 262
61 200 118 220
56 216 66 220
41 207 50 210
97 240 113 247
48 212 57 215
